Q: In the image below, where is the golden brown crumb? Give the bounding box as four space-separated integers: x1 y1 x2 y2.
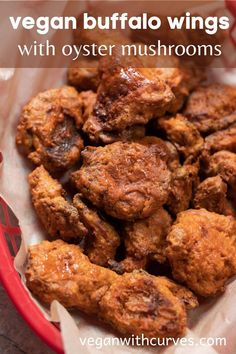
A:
167 208 236 297
29 166 87 241
71 141 171 220
16 86 84 172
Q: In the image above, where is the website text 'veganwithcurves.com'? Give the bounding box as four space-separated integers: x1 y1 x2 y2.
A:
78 334 227 350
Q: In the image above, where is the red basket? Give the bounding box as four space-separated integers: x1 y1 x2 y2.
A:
0 196 64 354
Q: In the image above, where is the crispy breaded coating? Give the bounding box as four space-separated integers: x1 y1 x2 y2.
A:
157 114 204 159
124 208 172 263
96 125 146 145
193 176 230 215
138 54 204 113
71 141 171 220
67 59 100 92
205 151 236 197
112 208 172 273
26 240 118 314
26 240 189 339
164 141 181 172
79 90 97 123
167 209 236 297
204 123 236 154
16 86 84 172
138 136 180 173
73 194 120 266
184 84 236 134
83 51 174 142
157 277 199 310
109 257 147 275
99 271 187 338
29 166 87 241
167 164 199 215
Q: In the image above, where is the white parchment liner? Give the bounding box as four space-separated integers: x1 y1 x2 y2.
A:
1 1 236 353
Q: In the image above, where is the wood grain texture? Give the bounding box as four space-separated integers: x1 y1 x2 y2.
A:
0 285 54 354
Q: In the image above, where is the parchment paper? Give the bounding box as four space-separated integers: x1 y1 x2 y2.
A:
0 1 236 354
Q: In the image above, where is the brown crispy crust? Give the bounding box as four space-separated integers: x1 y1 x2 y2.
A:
73 194 120 266
71 141 171 220
16 86 84 172
167 209 236 297
29 166 87 241
26 240 188 339
184 84 236 134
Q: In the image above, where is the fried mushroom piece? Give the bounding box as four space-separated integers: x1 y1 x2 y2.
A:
138 54 204 113
71 141 171 220
96 125 146 145
184 84 236 134
156 114 204 159
110 208 172 274
83 51 174 143
157 277 199 310
167 164 199 215
26 240 118 314
67 59 100 92
26 240 188 339
99 271 187 339
193 176 231 215
166 209 236 297
29 166 87 241
164 141 181 172
79 91 97 123
205 151 236 199
204 123 236 154
73 194 120 266
16 86 84 173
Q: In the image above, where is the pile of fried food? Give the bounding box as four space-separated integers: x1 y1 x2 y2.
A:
15 28 236 341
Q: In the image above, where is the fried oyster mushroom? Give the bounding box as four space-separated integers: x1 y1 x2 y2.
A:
26 240 118 314
79 90 97 123
156 114 204 160
138 54 204 113
167 209 236 297
167 164 199 216
83 51 174 143
29 166 87 241
184 84 236 134
71 141 171 220
204 151 236 199
16 86 84 173
204 123 236 154
73 194 120 266
99 271 187 339
193 176 231 215
26 239 197 339
67 58 100 92
110 208 172 274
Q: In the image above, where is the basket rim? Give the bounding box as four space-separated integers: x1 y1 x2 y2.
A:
0 198 64 354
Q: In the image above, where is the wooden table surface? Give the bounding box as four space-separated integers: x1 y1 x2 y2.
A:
0 285 54 354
